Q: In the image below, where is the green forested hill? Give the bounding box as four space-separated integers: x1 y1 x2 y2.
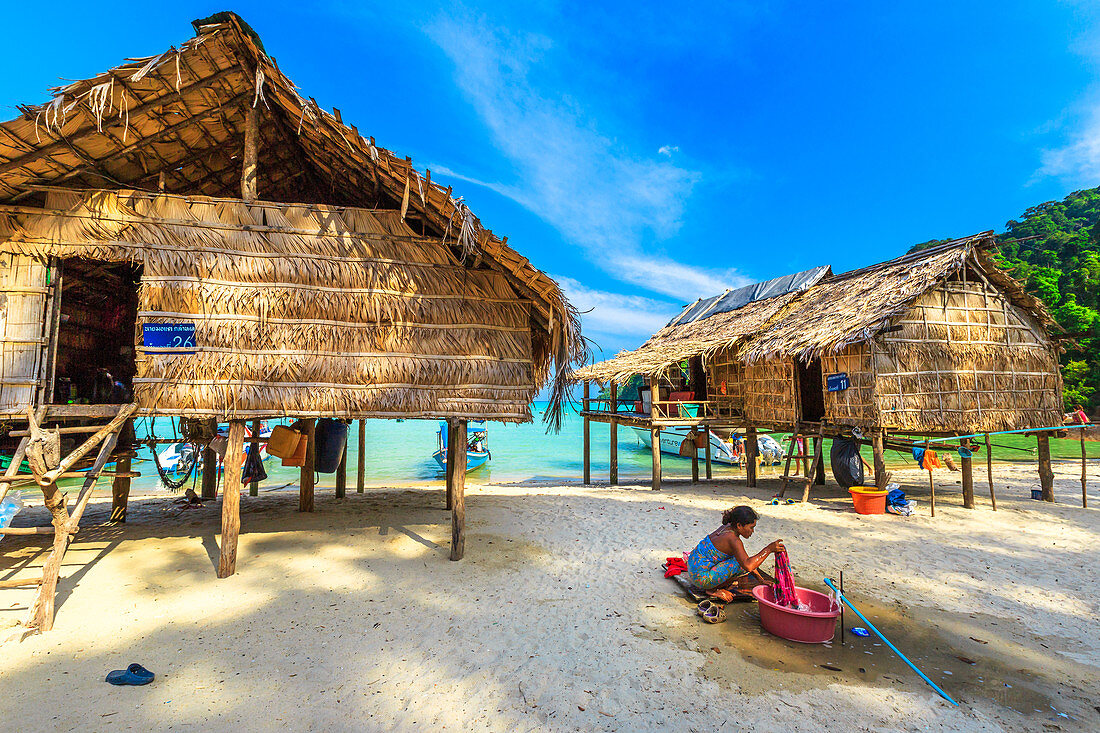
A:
910 186 1100 412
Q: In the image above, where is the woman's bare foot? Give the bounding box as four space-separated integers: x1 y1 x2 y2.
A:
706 589 734 602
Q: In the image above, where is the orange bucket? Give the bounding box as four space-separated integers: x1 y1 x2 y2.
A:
849 487 888 515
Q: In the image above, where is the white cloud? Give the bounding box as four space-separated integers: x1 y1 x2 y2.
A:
555 276 679 339
657 145 679 157
1037 103 1100 183
425 13 745 302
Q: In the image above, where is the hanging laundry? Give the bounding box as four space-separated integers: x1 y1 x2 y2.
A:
911 447 942 470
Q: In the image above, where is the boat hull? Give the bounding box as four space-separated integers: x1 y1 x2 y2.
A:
631 427 741 465
432 449 490 472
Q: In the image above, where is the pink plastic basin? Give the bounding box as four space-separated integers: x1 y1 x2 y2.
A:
752 585 841 643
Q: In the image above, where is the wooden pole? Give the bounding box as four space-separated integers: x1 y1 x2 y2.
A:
746 427 758 488
357 419 365 493
449 418 467 561
960 437 974 509
335 435 347 499
247 419 260 497
927 440 935 517
109 452 132 524
651 427 662 491
582 381 591 485
609 381 618 485
217 421 245 578
446 419 456 510
1081 426 1088 509
241 101 259 201
1037 434 1054 502
814 435 826 486
872 429 887 488
985 433 997 511
691 431 699 484
704 427 712 481
299 419 315 512
201 445 218 499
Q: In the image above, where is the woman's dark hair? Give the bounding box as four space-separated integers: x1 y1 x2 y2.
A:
723 505 758 527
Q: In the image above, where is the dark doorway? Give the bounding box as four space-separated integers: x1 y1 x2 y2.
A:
797 357 825 423
54 258 141 404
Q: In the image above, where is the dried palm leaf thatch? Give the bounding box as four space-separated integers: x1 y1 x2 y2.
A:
0 189 558 421
0 13 587 425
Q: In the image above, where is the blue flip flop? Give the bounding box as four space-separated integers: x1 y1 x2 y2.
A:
106 663 155 686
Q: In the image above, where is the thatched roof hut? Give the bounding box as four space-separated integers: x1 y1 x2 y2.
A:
0 12 583 625
575 234 1066 494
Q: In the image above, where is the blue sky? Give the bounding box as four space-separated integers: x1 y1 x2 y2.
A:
3 2 1100 360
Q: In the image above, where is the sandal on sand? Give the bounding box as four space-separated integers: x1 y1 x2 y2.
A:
106 663 155 686
696 599 726 624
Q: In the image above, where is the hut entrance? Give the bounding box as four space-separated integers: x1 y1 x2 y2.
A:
53 258 141 404
797 357 825 423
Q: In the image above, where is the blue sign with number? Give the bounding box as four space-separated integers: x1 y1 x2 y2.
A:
142 323 196 354
826 372 849 392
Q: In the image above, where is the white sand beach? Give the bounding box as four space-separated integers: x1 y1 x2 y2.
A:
1 461 1098 732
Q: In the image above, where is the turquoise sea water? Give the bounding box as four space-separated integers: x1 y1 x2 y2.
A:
122 403 1100 494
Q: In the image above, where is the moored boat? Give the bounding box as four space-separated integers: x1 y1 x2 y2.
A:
433 421 490 472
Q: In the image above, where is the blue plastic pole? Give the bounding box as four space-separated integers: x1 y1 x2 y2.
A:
823 578 959 706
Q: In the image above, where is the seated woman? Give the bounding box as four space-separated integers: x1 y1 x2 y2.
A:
687 505 784 602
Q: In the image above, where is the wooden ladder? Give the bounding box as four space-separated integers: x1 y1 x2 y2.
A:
778 422 825 502
1 404 136 635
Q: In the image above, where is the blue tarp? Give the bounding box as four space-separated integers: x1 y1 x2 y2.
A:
667 265 831 326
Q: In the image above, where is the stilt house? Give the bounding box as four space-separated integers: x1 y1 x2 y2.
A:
0 13 583 632
574 234 1065 497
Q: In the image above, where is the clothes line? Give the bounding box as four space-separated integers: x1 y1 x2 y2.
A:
922 423 1087 445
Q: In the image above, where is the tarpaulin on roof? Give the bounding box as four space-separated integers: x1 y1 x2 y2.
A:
667 265 831 326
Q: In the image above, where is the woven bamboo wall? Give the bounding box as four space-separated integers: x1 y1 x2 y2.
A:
0 254 48 412
873 277 1063 432
705 348 744 417
0 190 540 421
743 357 798 426
821 342 877 426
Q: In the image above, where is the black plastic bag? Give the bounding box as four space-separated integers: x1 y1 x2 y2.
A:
241 444 267 485
829 437 864 488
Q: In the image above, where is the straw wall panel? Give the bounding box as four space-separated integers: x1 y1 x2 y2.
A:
821 342 877 426
705 348 744 417
0 191 540 420
743 357 797 426
873 279 1063 432
0 254 47 412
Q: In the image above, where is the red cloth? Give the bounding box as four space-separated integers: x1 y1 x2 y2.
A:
772 549 797 607
664 557 688 577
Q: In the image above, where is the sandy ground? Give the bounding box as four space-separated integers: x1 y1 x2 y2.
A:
1 460 1098 732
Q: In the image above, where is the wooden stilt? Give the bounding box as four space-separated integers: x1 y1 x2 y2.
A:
217 421 245 578
249 418 261 497
109 453 132 524
335 429 347 499
801 424 825 503
780 432 798 494
1081 426 1088 509
960 437 974 509
449 418 467 561
746 426 758 488
201 446 218 499
872 429 887 488
299 419 315 512
691 431 699 484
446 418 456 510
609 382 618 485
985 433 996 510
813 435 826 486
582 381 591 485
926 439 936 517
357 419 366 493
1037 434 1054 502
651 427 662 491
704 426 712 481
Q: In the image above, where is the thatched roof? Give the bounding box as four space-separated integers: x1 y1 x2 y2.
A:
575 233 1058 382
0 13 585 424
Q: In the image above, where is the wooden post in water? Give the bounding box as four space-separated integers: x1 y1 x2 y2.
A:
960 437 974 509
357 419 365 493
745 426 758 488
704 426 712 481
582 381 591 485
1037 434 1054 502
201 445 218 499
446 418 456 510
1081 426 1088 509
691 430 699 484
299 419 315 512
249 418 261 497
609 381 618 485
872 429 887 488
985 433 997 510
449 417 467 560
218 421 245 578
